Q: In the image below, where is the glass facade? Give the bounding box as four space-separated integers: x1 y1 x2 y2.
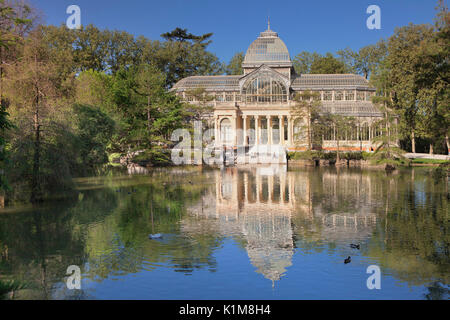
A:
323 91 332 101
335 90 343 101
345 91 355 101
242 76 287 103
356 91 365 101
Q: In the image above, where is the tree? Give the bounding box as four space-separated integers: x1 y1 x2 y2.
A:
413 1 450 154
161 27 213 44
160 28 222 87
292 51 321 74
370 102 407 165
320 114 356 161
75 69 111 108
184 87 214 125
386 23 435 153
337 41 387 79
225 52 244 75
133 63 166 149
310 52 347 74
73 24 109 72
73 104 115 173
0 98 13 207
108 64 186 163
4 27 75 203
290 91 321 150
104 29 137 74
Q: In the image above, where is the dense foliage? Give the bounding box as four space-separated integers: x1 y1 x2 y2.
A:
0 0 448 204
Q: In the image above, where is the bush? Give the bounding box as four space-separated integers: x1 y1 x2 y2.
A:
288 151 368 161
73 104 115 174
132 147 171 166
342 152 364 160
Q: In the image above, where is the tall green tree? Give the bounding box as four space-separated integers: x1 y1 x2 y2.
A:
225 52 244 75
310 53 347 74
413 1 450 154
337 41 387 79
73 104 115 173
133 63 166 148
160 28 223 87
387 23 435 153
5 27 76 203
109 64 186 162
292 51 321 74
370 102 406 164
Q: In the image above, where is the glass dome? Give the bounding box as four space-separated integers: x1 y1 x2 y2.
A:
243 27 291 65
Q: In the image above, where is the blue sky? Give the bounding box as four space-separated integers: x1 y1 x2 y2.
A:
35 0 440 63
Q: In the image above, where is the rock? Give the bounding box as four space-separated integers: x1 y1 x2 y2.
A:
335 159 348 167
385 164 396 171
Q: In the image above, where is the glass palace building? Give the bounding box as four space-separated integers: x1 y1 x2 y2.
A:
172 24 384 153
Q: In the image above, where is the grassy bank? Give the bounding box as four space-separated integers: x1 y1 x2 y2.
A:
410 158 450 165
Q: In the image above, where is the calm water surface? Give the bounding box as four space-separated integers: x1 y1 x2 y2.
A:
0 166 448 300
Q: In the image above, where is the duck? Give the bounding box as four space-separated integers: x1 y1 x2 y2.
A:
149 233 162 240
350 244 360 250
344 256 351 264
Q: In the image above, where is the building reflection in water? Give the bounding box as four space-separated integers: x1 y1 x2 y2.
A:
183 165 380 285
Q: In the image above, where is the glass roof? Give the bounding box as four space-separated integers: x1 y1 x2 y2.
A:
172 74 373 91
291 74 373 90
320 101 383 117
243 27 291 64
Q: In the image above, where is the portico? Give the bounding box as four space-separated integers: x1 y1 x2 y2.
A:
172 22 384 155
214 112 293 148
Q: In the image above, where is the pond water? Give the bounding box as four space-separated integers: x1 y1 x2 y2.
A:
0 166 448 300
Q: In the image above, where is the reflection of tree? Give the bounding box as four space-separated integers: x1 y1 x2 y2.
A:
0 205 87 299
365 169 449 286
296 167 449 288
1 167 448 299
83 171 219 280
424 282 450 300
0 169 218 298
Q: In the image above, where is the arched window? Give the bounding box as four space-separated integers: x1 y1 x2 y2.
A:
220 118 232 144
323 91 333 101
335 90 344 101
242 76 287 103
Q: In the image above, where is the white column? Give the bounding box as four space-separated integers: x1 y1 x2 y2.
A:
279 116 284 145
232 116 237 146
287 116 292 147
214 116 218 147
255 115 260 145
243 115 247 146
216 116 221 146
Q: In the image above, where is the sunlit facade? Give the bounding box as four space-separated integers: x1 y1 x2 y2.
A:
172 24 384 152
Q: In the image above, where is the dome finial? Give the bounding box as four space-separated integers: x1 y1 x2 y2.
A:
268 16 271 31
